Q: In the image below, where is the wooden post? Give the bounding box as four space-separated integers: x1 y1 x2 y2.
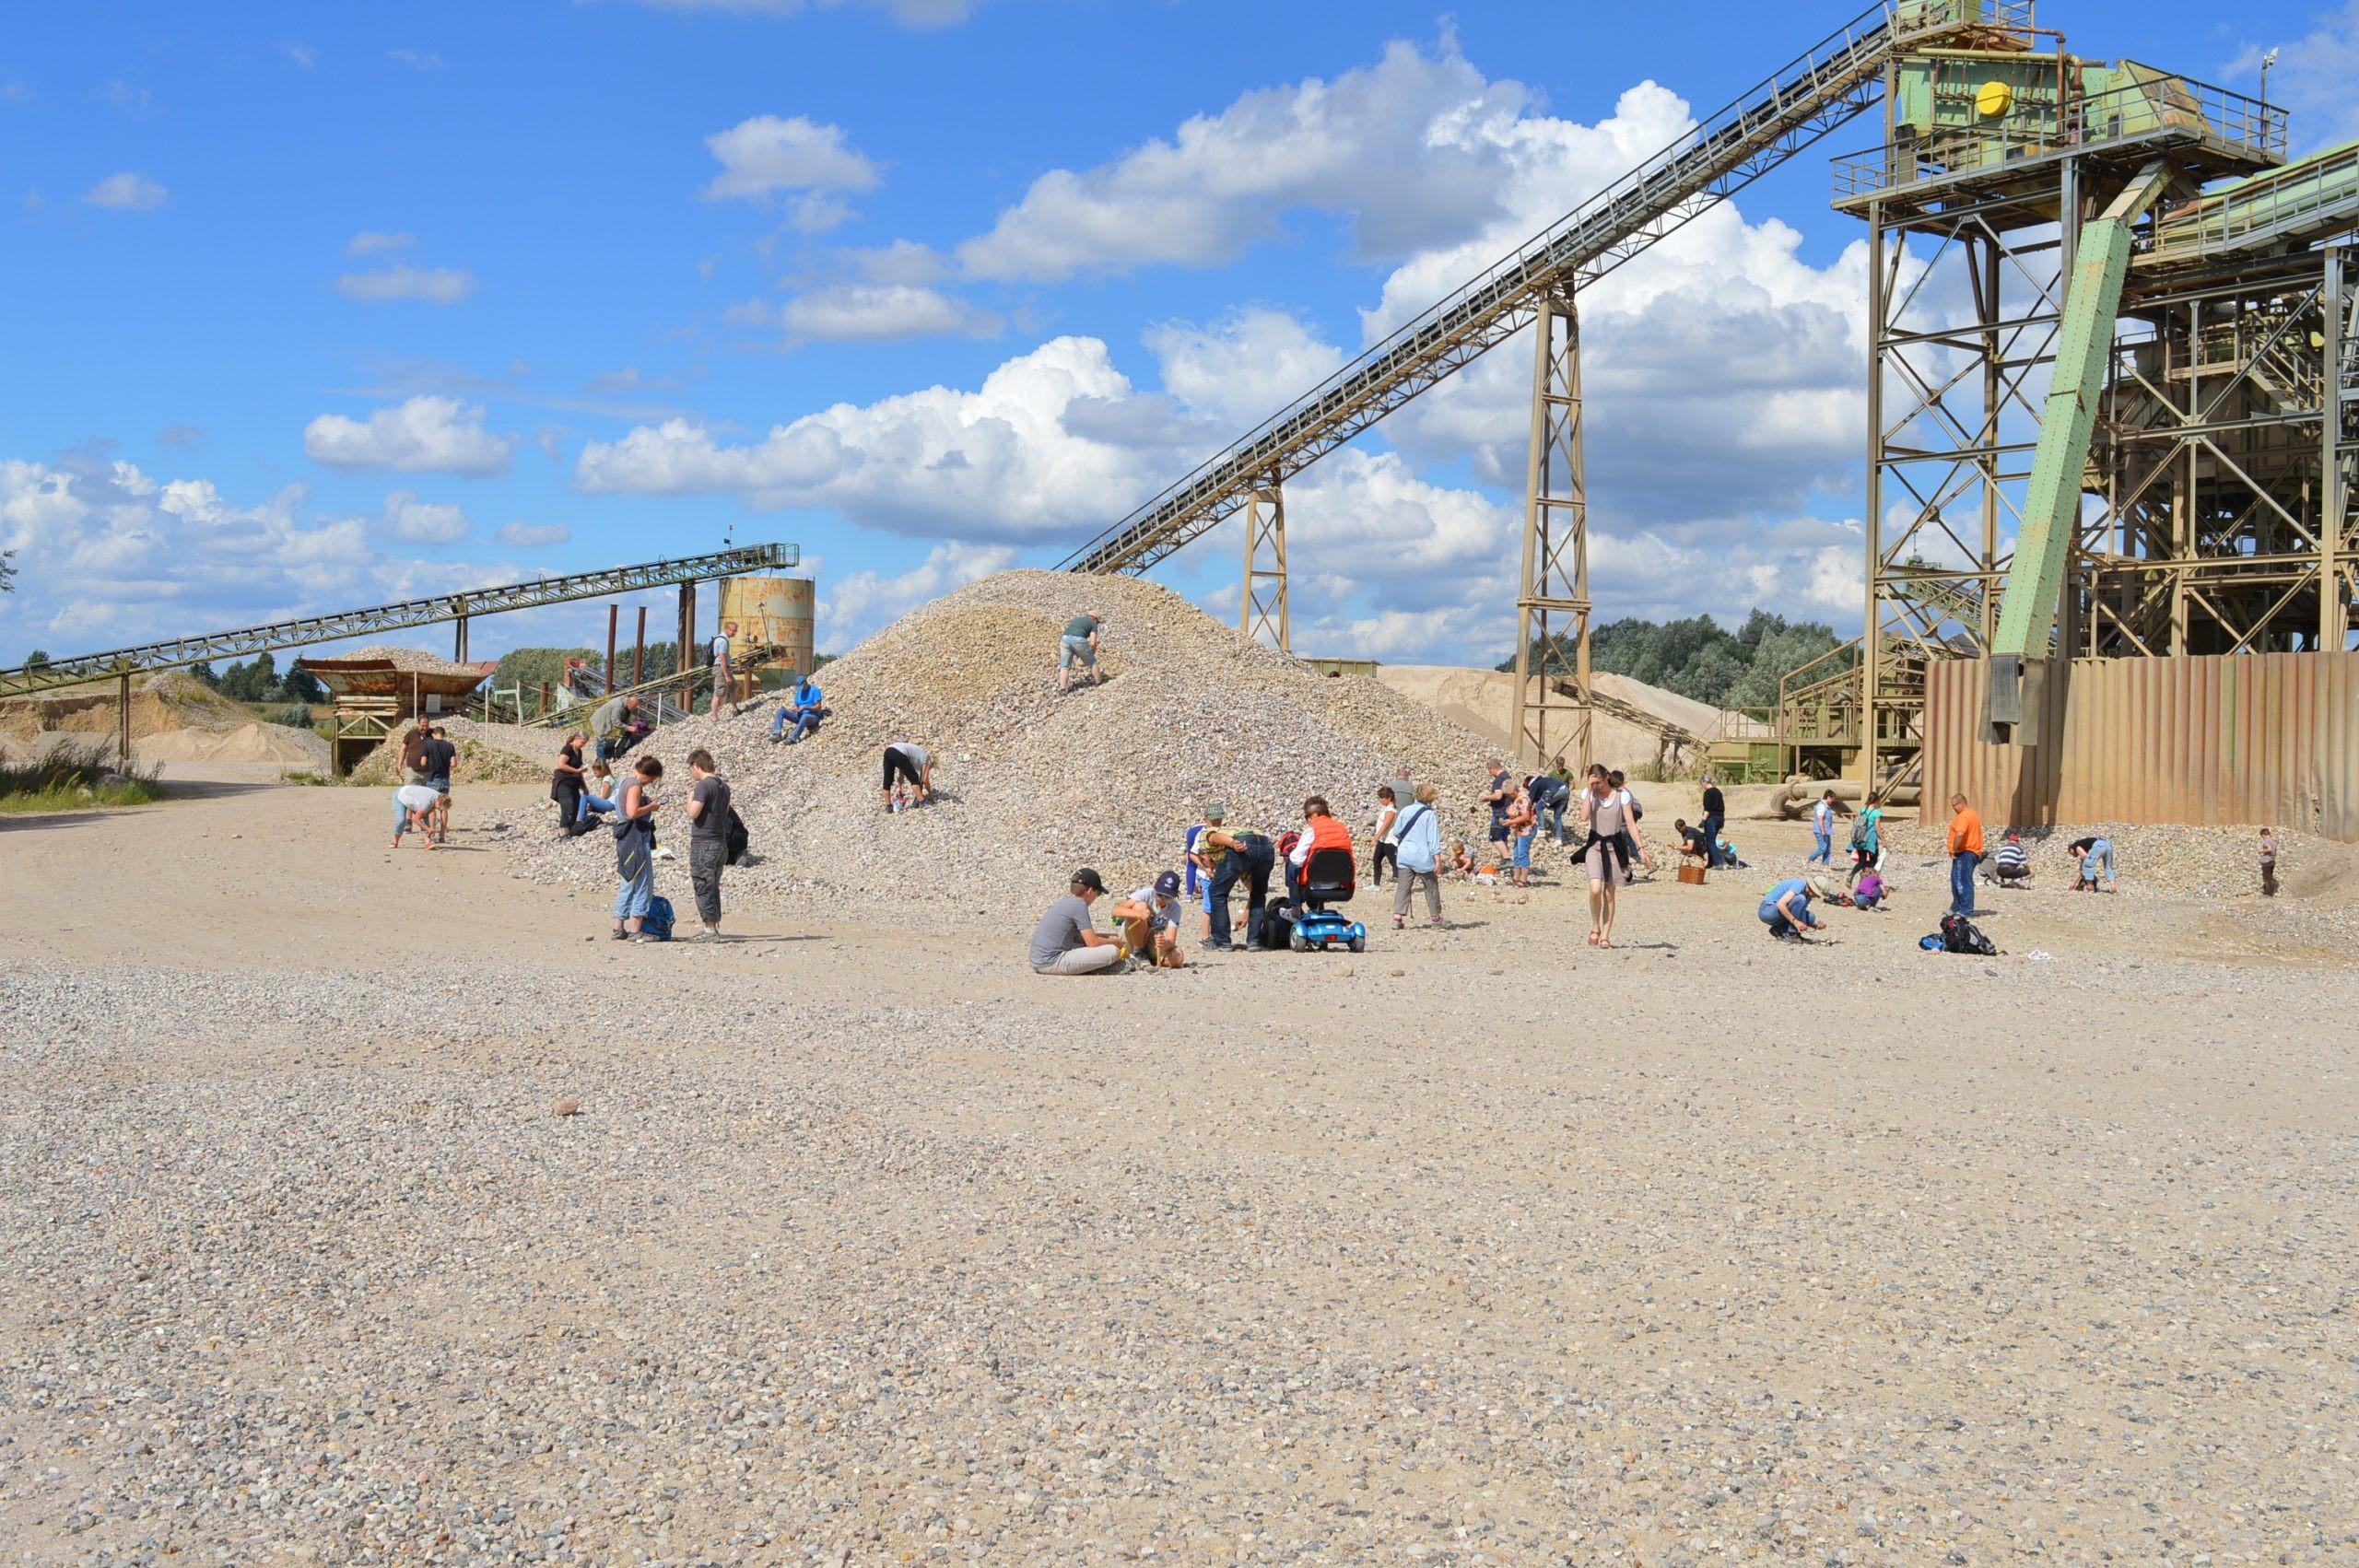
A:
634 606 647 688
539 681 550 720
605 605 619 694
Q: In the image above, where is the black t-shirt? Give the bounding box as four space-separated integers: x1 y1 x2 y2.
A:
553 742 582 788
2067 836 2097 855
1701 785 1725 816
421 737 457 783
1486 770 1511 824
690 775 732 842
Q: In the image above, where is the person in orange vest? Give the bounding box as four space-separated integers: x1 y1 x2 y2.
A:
1946 793 1984 917
1285 796 1355 911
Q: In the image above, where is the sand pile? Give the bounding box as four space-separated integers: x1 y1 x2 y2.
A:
347 718 548 787
0 671 326 766
490 570 1497 920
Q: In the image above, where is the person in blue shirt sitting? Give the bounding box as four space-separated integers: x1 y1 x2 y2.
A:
769 673 829 744
1758 877 1825 942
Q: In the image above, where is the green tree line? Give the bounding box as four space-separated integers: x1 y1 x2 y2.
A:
1500 609 1838 710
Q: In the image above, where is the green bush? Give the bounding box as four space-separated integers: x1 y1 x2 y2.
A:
0 739 167 814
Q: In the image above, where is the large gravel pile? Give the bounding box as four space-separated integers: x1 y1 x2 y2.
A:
488 570 1497 919
341 643 486 675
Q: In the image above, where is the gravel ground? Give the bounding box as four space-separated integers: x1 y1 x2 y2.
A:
4 769 2358 1563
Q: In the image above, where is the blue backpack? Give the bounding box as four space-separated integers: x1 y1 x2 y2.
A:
641 895 675 942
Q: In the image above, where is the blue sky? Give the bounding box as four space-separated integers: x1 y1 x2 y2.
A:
5 0 2353 668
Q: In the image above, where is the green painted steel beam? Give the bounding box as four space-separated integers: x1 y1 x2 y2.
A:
1990 164 2173 663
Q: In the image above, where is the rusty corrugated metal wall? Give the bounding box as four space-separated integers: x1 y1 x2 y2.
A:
1919 653 2359 841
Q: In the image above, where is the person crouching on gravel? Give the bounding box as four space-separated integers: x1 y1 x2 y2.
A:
611 755 664 942
682 747 731 942
1113 871 1189 968
1029 869 1126 975
881 742 933 809
390 782 440 849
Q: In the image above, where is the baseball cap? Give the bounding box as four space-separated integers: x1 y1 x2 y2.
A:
1153 870 1180 898
1203 803 1226 821
1072 867 1107 893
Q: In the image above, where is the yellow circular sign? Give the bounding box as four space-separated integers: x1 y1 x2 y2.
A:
1976 79 2015 118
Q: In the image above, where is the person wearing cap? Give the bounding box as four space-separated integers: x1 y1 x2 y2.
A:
1195 804 1277 951
1984 830 2032 887
769 672 828 744
1027 868 1127 976
1113 871 1189 968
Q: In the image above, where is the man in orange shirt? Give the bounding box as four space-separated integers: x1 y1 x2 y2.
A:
1946 793 1984 917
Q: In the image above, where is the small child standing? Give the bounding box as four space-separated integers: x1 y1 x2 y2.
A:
2259 828 2280 897
1371 786 1399 888
1506 785 1537 888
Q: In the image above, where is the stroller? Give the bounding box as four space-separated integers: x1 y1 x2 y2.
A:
1288 845 1368 953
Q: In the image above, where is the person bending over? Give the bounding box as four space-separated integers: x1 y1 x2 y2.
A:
390 783 440 849
881 741 933 809
2067 835 2116 892
1029 869 1126 975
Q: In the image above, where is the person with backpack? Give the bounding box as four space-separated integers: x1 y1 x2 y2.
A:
1809 789 1837 866
682 747 731 942
610 755 664 943
708 620 737 718
1846 796 1884 888
1946 793 1984 916
1390 784 1445 929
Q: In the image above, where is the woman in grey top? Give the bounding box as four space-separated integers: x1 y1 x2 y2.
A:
1574 766 1643 950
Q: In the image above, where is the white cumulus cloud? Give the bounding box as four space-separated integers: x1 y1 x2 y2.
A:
81 171 167 211
819 541 1015 648
303 396 516 477
335 264 479 304
1145 308 1347 429
496 520 571 548
779 283 1002 344
701 114 879 203
376 489 471 544
578 335 1157 540
346 229 417 255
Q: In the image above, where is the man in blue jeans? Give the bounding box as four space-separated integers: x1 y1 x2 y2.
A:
769 673 828 744
1197 806 1275 950
1808 789 1837 865
1947 793 1984 917
1758 877 1824 942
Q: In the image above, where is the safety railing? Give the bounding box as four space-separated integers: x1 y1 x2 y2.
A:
2145 138 2359 267
1834 71 2282 205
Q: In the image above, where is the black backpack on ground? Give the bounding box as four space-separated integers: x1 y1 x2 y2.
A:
724 806 750 866
1939 913 1998 956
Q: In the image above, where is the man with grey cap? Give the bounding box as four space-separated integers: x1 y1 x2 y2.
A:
1028 868 1127 976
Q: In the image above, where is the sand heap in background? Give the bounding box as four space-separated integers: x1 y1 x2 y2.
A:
0 670 328 768
1375 665 1737 773
492 570 1498 920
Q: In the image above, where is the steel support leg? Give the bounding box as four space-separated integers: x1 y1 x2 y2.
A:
1508 286 1590 774
118 671 132 766
2325 248 2349 650
1239 480 1290 652
452 613 470 663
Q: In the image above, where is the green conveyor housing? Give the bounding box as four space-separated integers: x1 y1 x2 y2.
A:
1984 165 2173 737
2141 137 2359 271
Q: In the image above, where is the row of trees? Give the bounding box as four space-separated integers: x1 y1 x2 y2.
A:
189 653 329 705
1502 609 1839 711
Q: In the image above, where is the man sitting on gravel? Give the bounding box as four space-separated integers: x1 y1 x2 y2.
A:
769 673 828 744
1029 869 1127 976
1059 612 1106 693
